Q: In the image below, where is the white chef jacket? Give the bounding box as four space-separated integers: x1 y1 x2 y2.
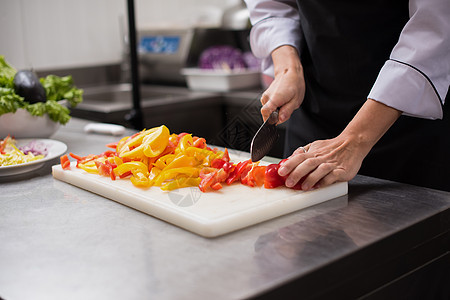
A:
244 0 450 120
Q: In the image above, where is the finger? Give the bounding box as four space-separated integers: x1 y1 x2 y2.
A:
260 105 271 122
278 153 307 176
284 157 319 187
277 98 301 124
318 167 349 187
292 144 310 156
260 92 270 106
300 162 335 190
313 169 345 190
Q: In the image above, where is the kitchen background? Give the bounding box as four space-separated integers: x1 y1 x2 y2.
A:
1 0 241 70
0 0 285 157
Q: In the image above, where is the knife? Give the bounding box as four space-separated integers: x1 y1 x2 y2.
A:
250 108 280 162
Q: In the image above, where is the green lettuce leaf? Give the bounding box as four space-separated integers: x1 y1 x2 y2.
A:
0 56 83 124
0 55 16 79
40 75 83 107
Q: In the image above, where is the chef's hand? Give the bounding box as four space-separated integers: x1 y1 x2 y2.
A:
260 45 305 124
278 135 365 190
278 99 402 190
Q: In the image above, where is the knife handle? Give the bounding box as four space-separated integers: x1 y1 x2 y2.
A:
268 108 280 125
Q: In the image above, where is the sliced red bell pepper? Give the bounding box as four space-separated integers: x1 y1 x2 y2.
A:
225 159 251 185
198 168 229 192
105 142 119 149
222 161 235 173
211 158 226 169
0 135 10 153
264 160 305 190
193 137 207 149
240 164 265 187
60 155 71 170
264 163 285 189
101 150 117 157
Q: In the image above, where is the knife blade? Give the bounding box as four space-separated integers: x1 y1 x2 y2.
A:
250 108 280 162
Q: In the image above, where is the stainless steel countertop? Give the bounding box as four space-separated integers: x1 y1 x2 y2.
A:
1 118 449 300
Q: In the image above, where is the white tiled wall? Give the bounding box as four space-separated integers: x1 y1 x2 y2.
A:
0 0 239 70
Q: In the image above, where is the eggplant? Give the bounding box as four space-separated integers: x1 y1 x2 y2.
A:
13 70 46 103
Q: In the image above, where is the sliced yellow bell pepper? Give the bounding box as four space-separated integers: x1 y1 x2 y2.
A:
78 160 99 174
130 171 150 187
153 167 200 186
184 146 223 165
153 153 176 170
114 161 149 177
175 134 193 154
164 154 199 170
142 125 170 157
148 167 161 184
160 177 201 191
118 127 161 159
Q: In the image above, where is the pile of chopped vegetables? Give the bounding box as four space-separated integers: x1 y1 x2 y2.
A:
60 125 303 192
0 135 46 166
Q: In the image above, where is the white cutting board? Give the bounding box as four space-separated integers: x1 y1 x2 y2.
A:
52 162 347 238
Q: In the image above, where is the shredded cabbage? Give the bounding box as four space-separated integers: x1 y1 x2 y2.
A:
0 136 45 166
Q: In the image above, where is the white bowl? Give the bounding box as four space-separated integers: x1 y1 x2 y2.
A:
0 109 61 138
181 68 261 91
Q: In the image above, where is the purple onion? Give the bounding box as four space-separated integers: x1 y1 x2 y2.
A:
242 51 261 70
20 140 48 156
198 45 247 71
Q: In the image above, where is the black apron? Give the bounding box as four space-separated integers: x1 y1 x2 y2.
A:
286 0 450 191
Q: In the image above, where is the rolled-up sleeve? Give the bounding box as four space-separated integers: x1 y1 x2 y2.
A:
244 0 301 77
368 0 450 119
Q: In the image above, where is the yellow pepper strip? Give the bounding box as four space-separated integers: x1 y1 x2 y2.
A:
114 161 149 178
164 155 199 170
184 147 223 165
118 127 160 159
115 136 130 154
113 156 123 166
168 133 179 146
148 167 161 185
142 125 170 157
153 167 200 186
175 134 193 154
78 160 99 174
160 177 201 191
153 153 176 170
130 171 150 187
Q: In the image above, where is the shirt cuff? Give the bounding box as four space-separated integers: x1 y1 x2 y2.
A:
249 17 301 59
368 60 443 120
